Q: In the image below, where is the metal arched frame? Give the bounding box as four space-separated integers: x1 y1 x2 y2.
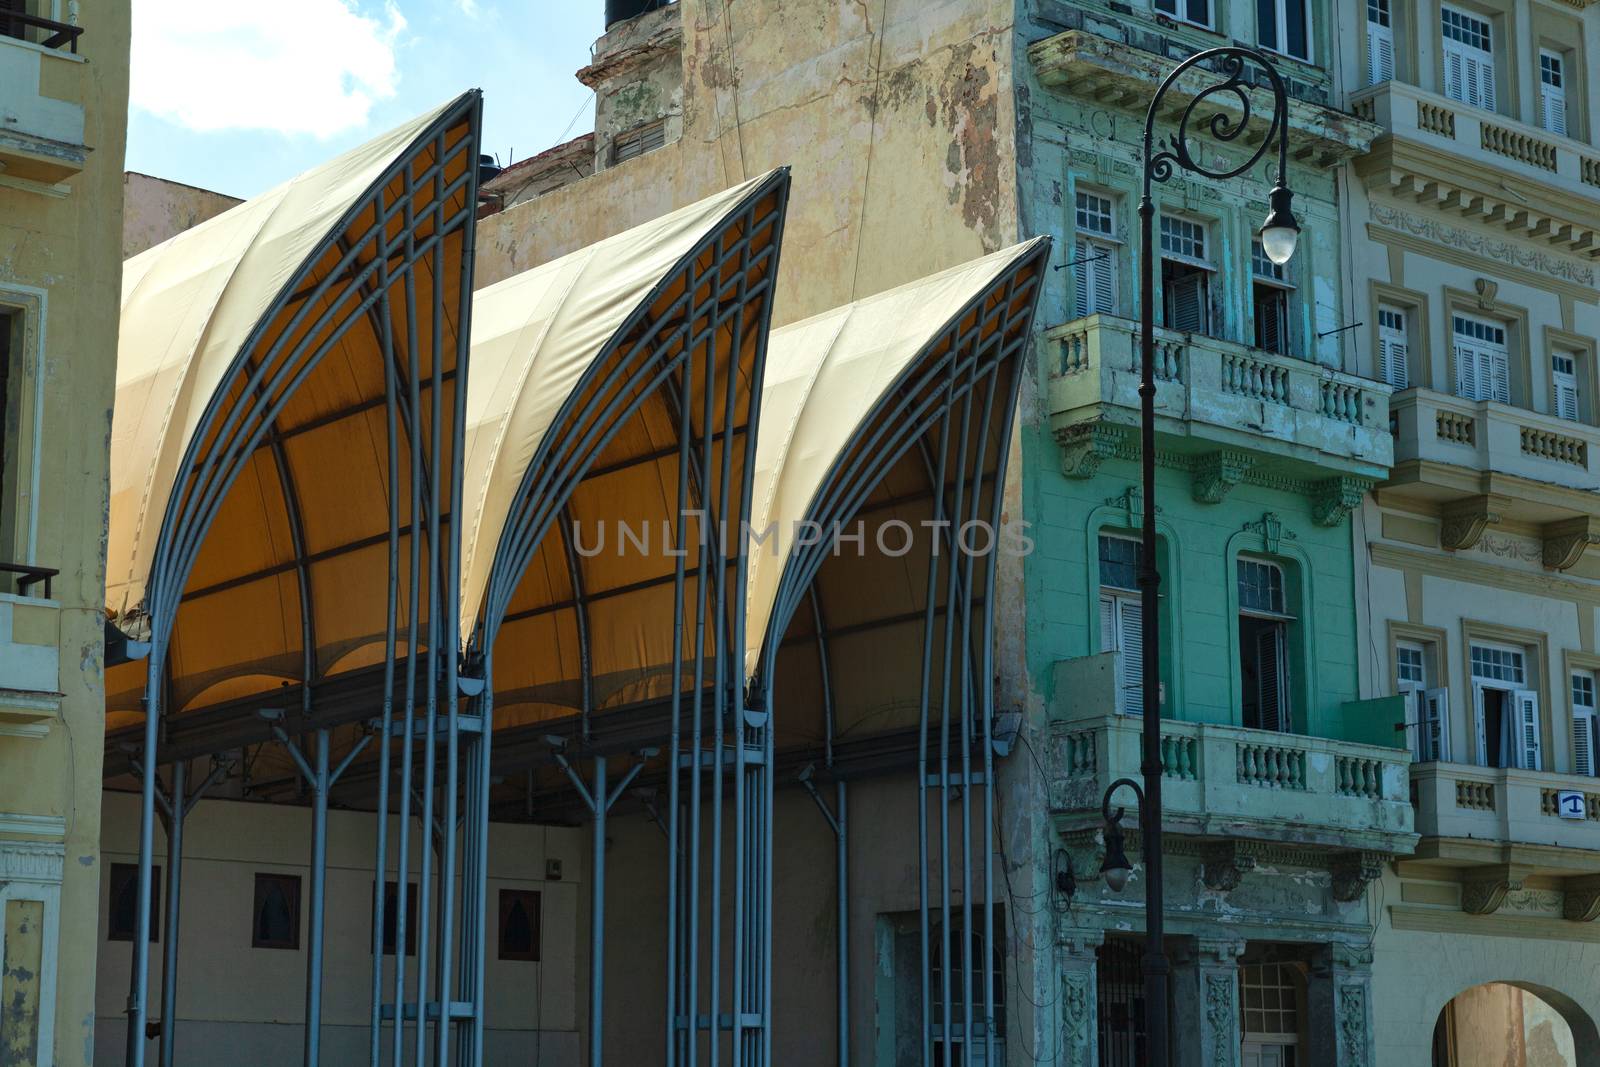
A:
469 171 789 1067
751 242 1048 1066
123 93 484 1067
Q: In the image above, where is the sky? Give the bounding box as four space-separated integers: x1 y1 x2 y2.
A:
127 0 606 199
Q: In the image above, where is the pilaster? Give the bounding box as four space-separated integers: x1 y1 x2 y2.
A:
1307 943 1374 1067
1058 925 1104 1067
1171 936 1245 1067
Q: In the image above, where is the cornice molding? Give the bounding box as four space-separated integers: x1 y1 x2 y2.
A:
1365 205 1596 300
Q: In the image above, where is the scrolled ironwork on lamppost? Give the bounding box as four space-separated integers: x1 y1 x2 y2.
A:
1101 46 1301 1066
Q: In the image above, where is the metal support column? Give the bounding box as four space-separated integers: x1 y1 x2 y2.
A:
799 768 848 1067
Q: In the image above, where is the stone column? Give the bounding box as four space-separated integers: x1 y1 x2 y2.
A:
1058 926 1104 1067
1307 943 1375 1067
1171 936 1245 1067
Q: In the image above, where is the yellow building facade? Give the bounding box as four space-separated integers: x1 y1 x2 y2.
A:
0 2 129 1064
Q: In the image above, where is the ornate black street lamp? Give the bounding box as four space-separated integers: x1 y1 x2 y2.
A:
1099 46 1300 1066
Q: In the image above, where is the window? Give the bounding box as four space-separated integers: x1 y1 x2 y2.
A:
1251 240 1291 355
108 863 160 943
930 923 1005 1064
1366 0 1395 84
1160 216 1212 335
1258 0 1311 61
1238 559 1291 733
1452 314 1509 404
1573 671 1598 777
1397 640 1449 762
1154 0 1210 28
611 120 666 165
251 873 301 950
1441 6 1495 112
1378 305 1409 389
0 307 22 573
1470 642 1539 770
1097 938 1147 1065
1540 50 1567 137
1552 352 1581 422
498 889 542 962
1098 534 1144 716
1241 963 1302 1057
1073 191 1118 318
375 881 418 956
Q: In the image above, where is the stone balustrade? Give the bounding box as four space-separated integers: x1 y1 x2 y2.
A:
1391 388 1600 491
1412 762 1600 853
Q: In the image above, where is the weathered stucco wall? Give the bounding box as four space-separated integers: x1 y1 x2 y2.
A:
0 5 130 1065
120 172 241 258
475 0 1022 327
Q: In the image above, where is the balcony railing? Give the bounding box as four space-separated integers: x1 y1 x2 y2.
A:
1046 314 1392 477
1390 387 1600 491
1048 711 1416 852
0 9 81 53
1352 81 1600 204
1411 762 1600 856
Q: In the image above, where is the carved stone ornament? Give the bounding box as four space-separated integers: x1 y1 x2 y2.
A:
1061 971 1094 1066
1312 476 1374 528
1201 841 1257 892
1474 278 1499 310
1104 485 1161 529
1330 851 1385 903
1203 973 1236 1067
1439 495 1503 552
1337 982 1370 1066
1368 203 1596 287
1057 422 1129 479
1191 451 1255 504
1563 876 1600 923
1541 516 1600 571
1461 866 1527 915
1242 511 1297 555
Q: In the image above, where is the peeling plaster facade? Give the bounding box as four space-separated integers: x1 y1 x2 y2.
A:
0 4 130 1066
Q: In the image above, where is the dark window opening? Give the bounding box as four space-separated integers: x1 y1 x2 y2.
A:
108 863 160 943
1096 938 1148 1066
1162 261 1209 334
498 888 542 962
1240 617 1290 732
1253 283 1290 354
251 873 301 950
1482 687 1510 768
374 881 419 956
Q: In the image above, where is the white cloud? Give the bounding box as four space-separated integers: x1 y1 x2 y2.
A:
454 0 480 15
131 0 407 138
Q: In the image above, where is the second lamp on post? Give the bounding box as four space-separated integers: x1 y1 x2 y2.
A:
1097 44 1300 1066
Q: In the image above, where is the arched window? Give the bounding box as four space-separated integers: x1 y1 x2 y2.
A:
251 873 300 950
929 921 1006 1065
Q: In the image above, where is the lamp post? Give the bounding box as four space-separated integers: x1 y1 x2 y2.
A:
1102 46 1300 1067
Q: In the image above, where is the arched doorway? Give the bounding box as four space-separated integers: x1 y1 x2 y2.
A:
1434 982 1599 1067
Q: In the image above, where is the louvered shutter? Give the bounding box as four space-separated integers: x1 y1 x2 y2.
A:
1074 240 1115 318
1379 307 1408 388
1454 339 1478 400
1367 18 1394 85
1553 356 1580 421
1444 48 1466 104
1575 706 1596 777
1423 687 1450 762
1473 684 1489 765
1117 596 1144 716
1542 77 1567 136
1167 273 1205 333
1513 689 1542 770
1489 346 1510 404
1256 625 1285 733
1099 593 1116 655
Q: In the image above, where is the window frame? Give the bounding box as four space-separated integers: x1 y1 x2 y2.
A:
1251 239 1293 356
497 887 543 962
1365 0 1395 85
1539 47 1568 137
1154 0 1214 31
0 287 45 580
1571 668 1598 777
1257 0 1313 64
1072 188 1121 319
1 842 62 1067
1159 215 1214 337
1451 311 1511 405
1237 556 1293 734
1467 636 1540 770
1439 3 1498 113
250 871 302 951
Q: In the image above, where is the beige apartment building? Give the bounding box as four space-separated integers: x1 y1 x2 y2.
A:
0 1 129 1065
1343 0 1600 1060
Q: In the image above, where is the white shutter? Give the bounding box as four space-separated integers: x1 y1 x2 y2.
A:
1367 18 1394 85
1444 48 1466 104
1513 689 1542 770
1116 596 1144 716
1442 9 1495 111
1454 340 1478 400
1099 593 1116 655
1379 306 1408 388
1541 51 1567 137
1553 355 1580 422
1423 687 1450 762
1490 347 1510 404
1074 239 1115 318
1576 707 1596 777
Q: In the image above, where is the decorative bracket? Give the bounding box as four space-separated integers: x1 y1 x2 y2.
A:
1201 840 1257 892
1330 850 1385 903
1056 422 1130 479
1541 516 1600 571
1439 495 1504 552
1191 450 1255 504
1312 476 1374 528
1460 864 1529 915
1563 875 1600 923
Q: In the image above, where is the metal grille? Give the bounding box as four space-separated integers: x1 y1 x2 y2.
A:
1097 939 1148 1067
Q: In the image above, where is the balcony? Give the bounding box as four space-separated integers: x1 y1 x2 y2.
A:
1405 763 1600 920
1352 81 1600 257
1047 656 1416 896
0 566 62 737
1048 315 1391 509
0 7 87 188
1384 388 1600 567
